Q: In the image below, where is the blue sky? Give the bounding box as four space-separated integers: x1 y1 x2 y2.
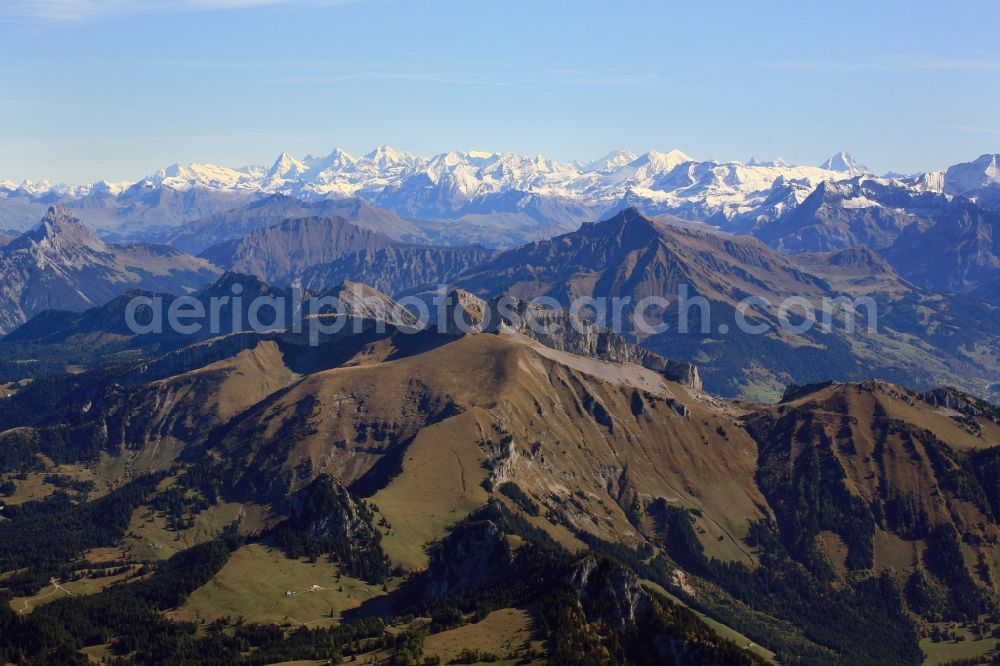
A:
2 0 999 183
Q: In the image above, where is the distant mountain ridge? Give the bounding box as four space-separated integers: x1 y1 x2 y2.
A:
8 204 1000 400
159 194 424 254
192 204 498 291
296 245 496 296
0 206 220 334
753 171 1000 295
453 208 1000 398
7 146 853 237
4 148 1000 251
200 215 399 282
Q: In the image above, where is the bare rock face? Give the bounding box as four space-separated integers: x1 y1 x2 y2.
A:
568 555 656 632
440 289 490 336
490 296 701 389
567 556 746 663
422 520 514 599
316 280 419 328
286 474 377 543
920 386 1000 423
271 474 390 582
449 294 702 389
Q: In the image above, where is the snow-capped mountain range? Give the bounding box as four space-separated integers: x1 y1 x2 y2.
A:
2 148 999 248
128 146 865 227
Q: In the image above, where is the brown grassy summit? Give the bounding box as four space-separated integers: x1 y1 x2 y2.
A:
209 329 763 566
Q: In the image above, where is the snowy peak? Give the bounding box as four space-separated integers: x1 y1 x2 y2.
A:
8 147 1000 249
584 148 639 173
364 145 415 170
150 162 252 190
266 152 309 180
304 147 356 172
820 151 869 176
944 153 1000 198
14 180 55 196
747 156 790 168
633 148 694 172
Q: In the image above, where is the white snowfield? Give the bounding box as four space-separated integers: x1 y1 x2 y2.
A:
3 148 998 231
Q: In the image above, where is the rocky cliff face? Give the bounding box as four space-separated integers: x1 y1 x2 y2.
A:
313 280 419 328
270 473 391 582
920 386 1000 423
285 474 378 543
488 296 701 389
567 556 760 664
568 555 656 632
422 520 514 599
440 289 701 389
439 289 491 336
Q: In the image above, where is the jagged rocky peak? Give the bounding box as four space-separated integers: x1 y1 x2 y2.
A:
851 378 917 399
285 474 378 543
920 386 1000 423
568 555 656 632
440 288 490 335
317 280 418 328
13 204 105 251
579 206 664 249
266 151 308 180
820 151 869 175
